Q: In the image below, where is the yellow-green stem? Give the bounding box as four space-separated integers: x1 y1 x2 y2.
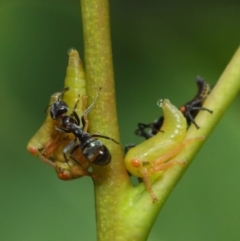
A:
80 1 132 240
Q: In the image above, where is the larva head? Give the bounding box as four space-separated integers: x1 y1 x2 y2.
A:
27 139 46 157
56 166 73 180
55 161 89 180
27 132 60 160
27 146 39 156
124 152 143 177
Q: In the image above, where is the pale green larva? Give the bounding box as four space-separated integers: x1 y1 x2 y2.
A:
27 49 93 180
124 99 203 201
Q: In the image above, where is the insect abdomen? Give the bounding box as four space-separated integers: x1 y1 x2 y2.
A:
82 139 111 166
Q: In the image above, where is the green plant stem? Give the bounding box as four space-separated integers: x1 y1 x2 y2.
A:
80 1 132 240
80 1 240 240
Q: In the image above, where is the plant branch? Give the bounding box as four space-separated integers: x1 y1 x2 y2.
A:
145 45 240 218
80 1 132 240
80 0 240 239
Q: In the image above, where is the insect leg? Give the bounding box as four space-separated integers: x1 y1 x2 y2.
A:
150 160 185 174
62 139 79 163
185 100 213 128
141 168 158 202
188 105 213 113
69 144 81 166
81 96 89 132
70 98 81 126
55 126 72 133
71 111 80 126
68 143 85 166
152 136 205 168
38 153 56 167
184 110 200 129
82 87 102 117
63 140 90 169
91 134 120 145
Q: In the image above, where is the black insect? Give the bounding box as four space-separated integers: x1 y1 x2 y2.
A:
49 87 120 166
179 76 213 128
135 76 213 139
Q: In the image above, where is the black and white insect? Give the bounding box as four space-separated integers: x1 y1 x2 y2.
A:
49 87 120 166
135 76 213 140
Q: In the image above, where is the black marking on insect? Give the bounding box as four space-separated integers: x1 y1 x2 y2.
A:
179 76 213 128
49 87 120 166
135 76 213 140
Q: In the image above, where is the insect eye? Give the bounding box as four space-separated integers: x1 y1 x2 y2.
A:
179 106 186 113
131 159 141 168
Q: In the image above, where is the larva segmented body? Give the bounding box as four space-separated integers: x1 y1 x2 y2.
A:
125 99 187 177
125 99 203 201
27 48 93 180
63 48 86 116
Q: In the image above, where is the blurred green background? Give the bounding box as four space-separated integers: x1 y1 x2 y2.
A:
1 1 240 240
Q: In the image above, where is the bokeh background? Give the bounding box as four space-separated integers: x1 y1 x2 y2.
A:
1 1 240 240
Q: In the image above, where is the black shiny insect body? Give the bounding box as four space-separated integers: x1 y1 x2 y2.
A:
179 76 212 128
135 76 213 139
49 87 119 166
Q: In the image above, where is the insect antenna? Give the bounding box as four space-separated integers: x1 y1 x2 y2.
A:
83 87 102 117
